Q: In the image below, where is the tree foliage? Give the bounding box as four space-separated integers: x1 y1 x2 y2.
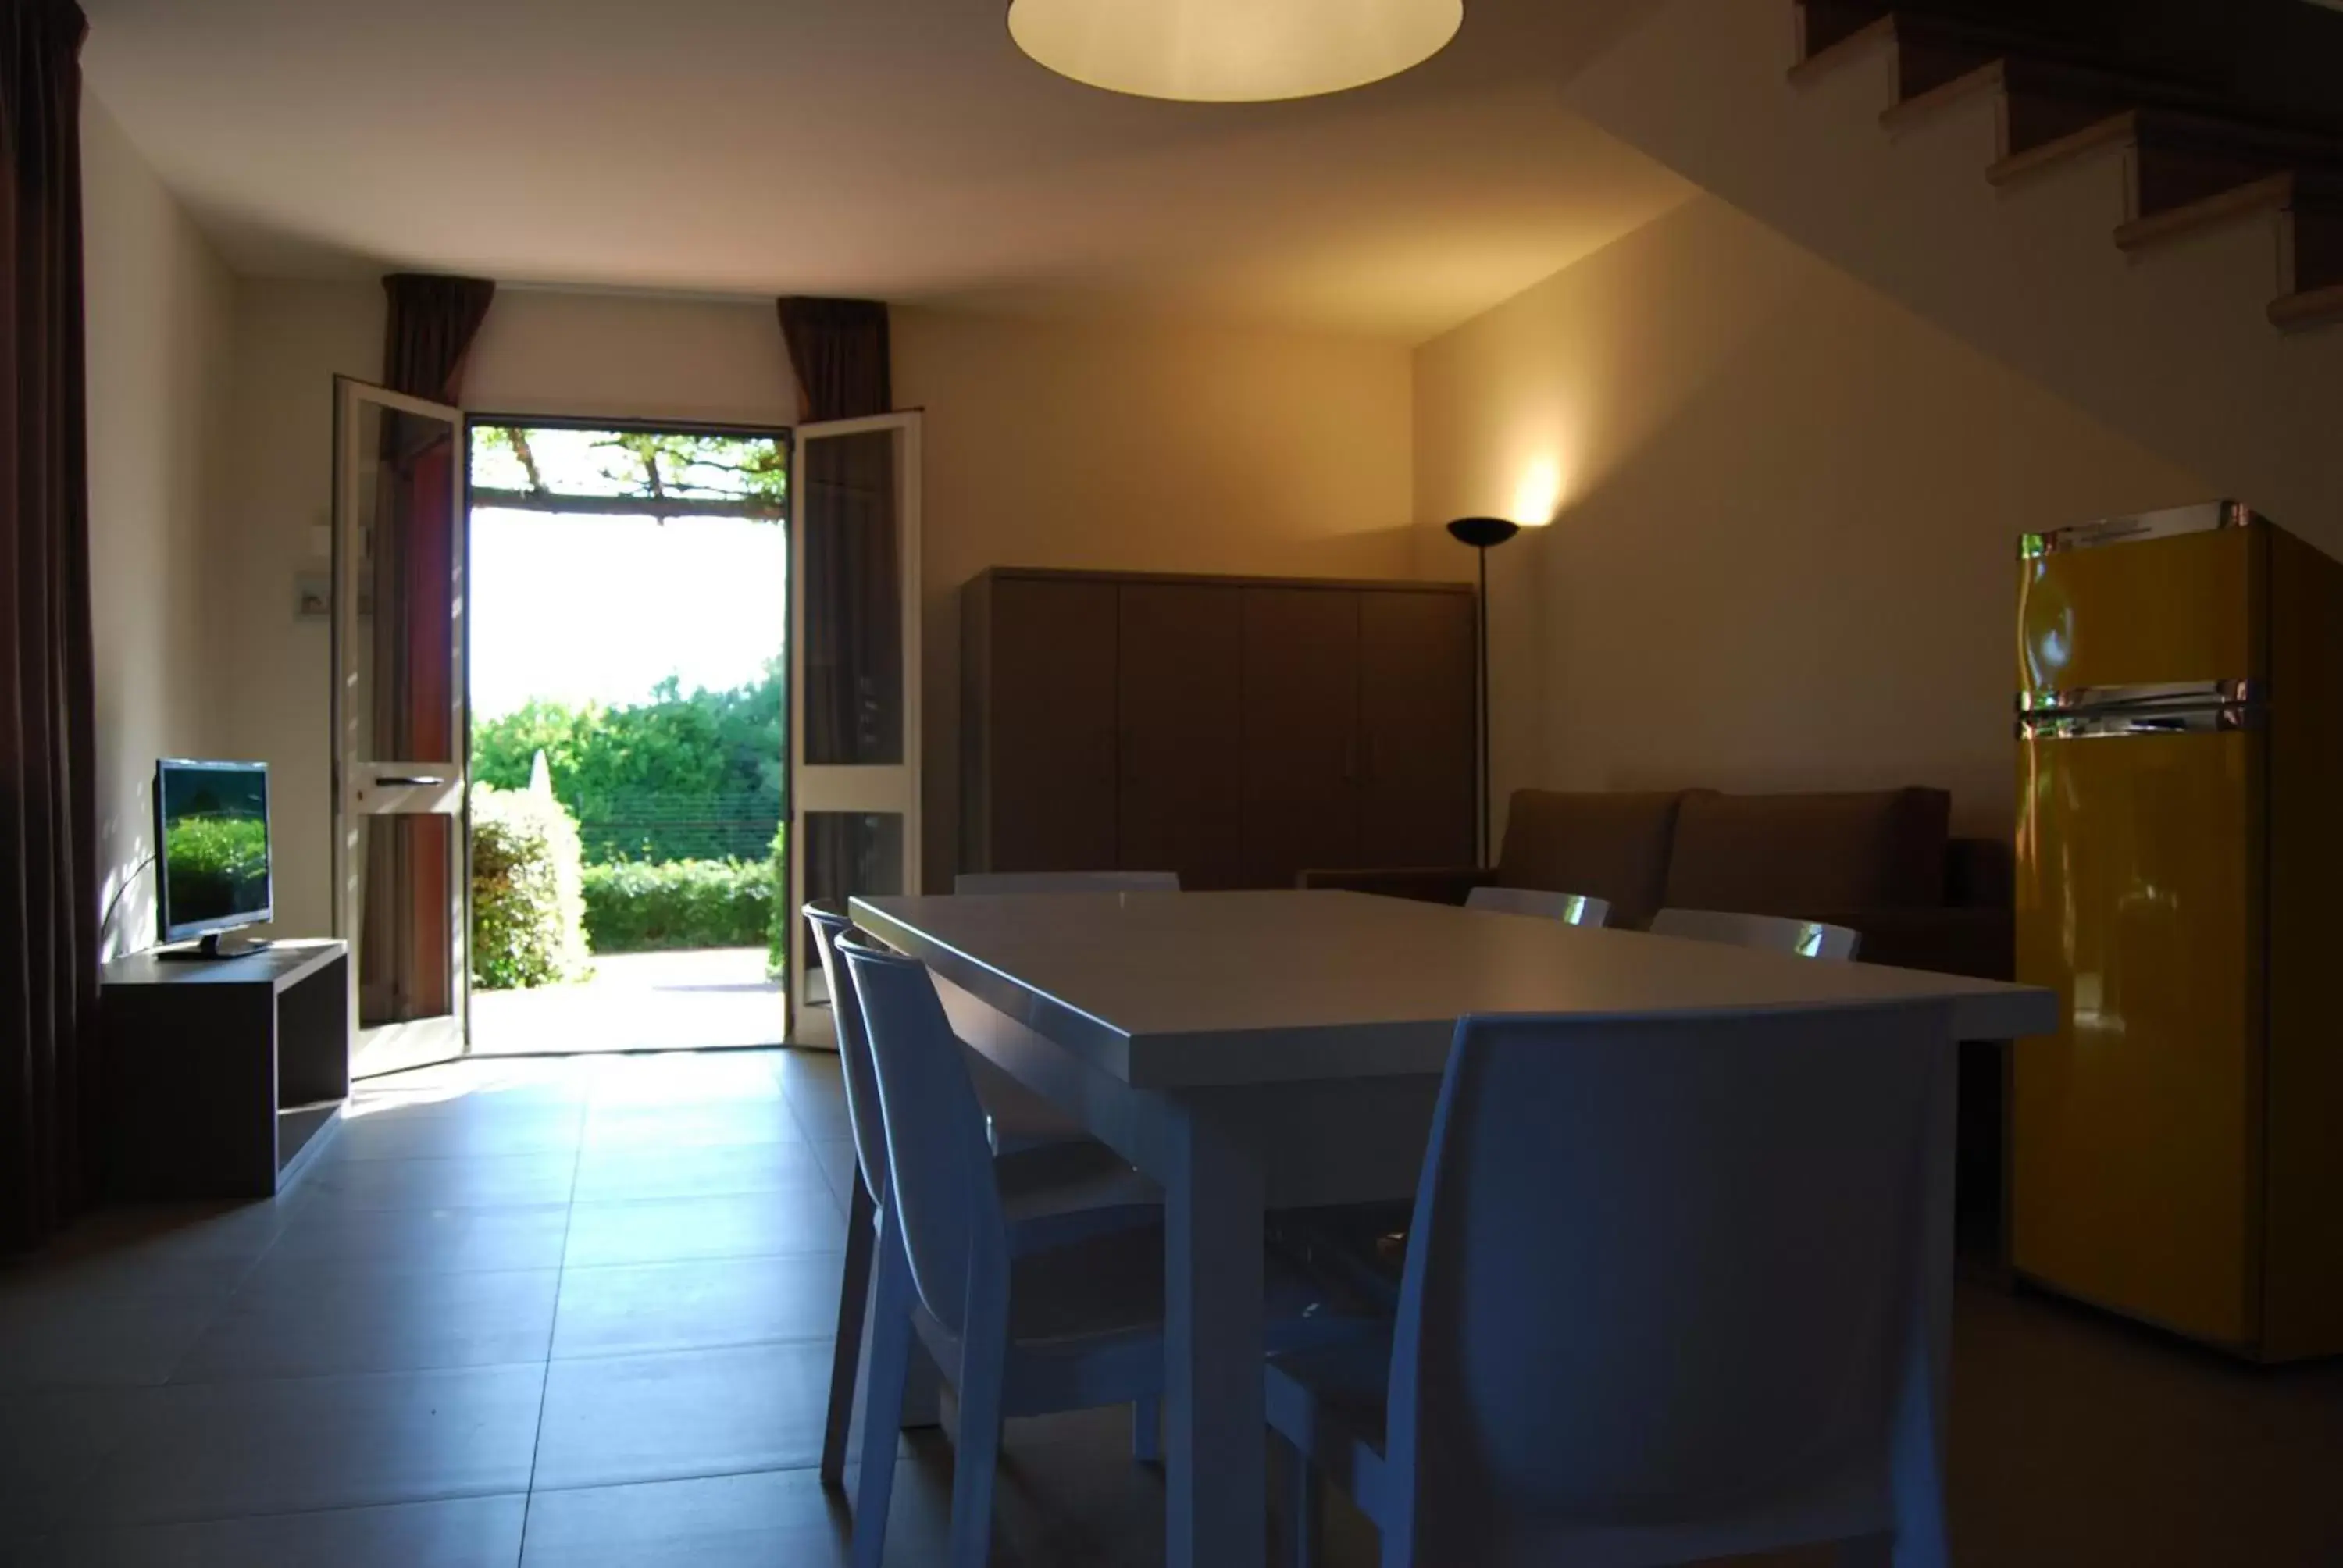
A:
472 426 786 519
472 661 783 864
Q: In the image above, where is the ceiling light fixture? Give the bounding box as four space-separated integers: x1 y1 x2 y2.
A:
1007 0 1464 102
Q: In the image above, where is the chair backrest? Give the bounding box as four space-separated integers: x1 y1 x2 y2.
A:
1384 1003 1946 1562
952 870 1180 895
801 903 893 1206
835 928 1011 1343
1464 886 1610 927
1650 906 1861 961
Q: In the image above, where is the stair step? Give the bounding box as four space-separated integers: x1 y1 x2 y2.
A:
1789 9 2006 98
2113 172 2295 251
2270 282 2343 333
1985 109 2138 187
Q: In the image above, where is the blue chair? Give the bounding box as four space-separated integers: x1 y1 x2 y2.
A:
836 928 1370 1568
1464 886 1610 925
1272 1002 1953 1568
1651 906 1862 960
804 904 1161 1494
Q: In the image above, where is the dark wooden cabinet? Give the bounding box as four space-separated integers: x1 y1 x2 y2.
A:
1119 583 1246 889
963 568 1474 889
1358 588 1477 871
1241 586 1362 889
960 575 1118 875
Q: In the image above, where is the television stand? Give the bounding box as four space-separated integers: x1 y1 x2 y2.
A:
102 939 348 1199
155 930 274 962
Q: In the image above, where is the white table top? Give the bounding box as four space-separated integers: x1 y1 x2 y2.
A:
850 890 2057 1089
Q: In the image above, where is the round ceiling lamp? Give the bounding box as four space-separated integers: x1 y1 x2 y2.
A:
1007 0 1464 102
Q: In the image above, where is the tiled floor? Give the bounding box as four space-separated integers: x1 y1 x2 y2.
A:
2 1047 2338 1566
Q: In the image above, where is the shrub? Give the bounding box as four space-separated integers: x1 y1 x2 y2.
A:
470 782 591 990
583 855 776 954
765 823 788 980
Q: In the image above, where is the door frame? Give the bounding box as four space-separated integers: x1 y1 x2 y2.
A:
459 412 799 1049
786 410 925 1044
332 375 473 1079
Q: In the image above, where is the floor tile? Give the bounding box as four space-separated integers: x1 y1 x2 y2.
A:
0 1363 544 1534
172 1262 559 1383
518 1466 954 1568
0 1291 230 1392
530 1341 833 1492
266 1202 572 1274
569 1139 823 1204
583 1052 784 1108
562 1190 844 1268
811 1139 859 1217
328 1103 584 1164
551 1253 847 1361
11 1492 526 1567
300 1153 578 1213
580 1101 801 1153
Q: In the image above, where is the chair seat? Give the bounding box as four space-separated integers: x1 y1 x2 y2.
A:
965 1049 1089 1155
998 1141 1162 1254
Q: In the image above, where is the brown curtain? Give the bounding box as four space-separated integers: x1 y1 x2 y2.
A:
360 274 492 1027
776 298 901 907
1 0 95 1253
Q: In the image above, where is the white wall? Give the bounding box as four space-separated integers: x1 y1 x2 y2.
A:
209 283 1420 915
81 93 238 956
1414 195 2213 842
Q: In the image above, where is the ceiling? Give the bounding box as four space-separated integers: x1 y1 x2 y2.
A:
83 0 1690 341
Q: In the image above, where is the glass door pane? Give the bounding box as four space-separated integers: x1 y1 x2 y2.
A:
332 376 471 1079
789 412 922 1045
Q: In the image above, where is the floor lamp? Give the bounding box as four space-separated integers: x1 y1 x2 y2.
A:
1446 516 1520 868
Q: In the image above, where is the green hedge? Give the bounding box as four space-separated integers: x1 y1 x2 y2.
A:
583 856 777 956
471 783 590 991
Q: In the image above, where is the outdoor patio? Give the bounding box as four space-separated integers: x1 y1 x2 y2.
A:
470 947 783 1056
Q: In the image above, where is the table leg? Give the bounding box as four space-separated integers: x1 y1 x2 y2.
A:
1164 1107 1267 1568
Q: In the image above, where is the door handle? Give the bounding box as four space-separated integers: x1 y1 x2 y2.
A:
374 774 448 787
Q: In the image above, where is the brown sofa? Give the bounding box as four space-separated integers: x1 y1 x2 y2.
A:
1301 786 2013 982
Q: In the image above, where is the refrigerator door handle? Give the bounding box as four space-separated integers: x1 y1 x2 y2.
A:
2020 679 2264 715
2019 706 2263 740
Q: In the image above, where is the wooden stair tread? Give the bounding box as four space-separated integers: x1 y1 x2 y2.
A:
2270 282 2343 332
1879 58 2002 130
1986 109 2138 185
1788 12 1896 85
2113 173 2291 251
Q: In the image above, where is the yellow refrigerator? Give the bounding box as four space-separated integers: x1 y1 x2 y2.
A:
2013 501 2343 1361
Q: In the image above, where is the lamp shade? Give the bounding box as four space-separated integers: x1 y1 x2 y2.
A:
1446 515 1520 550
1007 0 1464 102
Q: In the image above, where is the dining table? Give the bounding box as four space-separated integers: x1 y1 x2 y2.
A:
848 887 2058 1568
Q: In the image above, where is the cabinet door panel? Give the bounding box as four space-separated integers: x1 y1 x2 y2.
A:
1359 591 1476 869
1242 588 1360 887
982 577 1118 872
1119 584 1246 889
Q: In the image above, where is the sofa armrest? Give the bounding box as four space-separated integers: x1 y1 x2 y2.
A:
1296 866 1492 906
1821 906 2015 986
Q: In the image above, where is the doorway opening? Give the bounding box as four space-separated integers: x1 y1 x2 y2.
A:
463 421 790 1056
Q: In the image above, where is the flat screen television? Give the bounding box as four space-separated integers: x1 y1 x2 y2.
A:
155 758 273 957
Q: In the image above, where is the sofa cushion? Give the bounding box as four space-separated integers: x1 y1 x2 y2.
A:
1495 789 1696 928
1662 788 1952 917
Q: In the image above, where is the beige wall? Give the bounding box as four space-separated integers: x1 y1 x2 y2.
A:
82 94 238 955
1414 195 2212 843
893 307 1417 886
207 283 1418 917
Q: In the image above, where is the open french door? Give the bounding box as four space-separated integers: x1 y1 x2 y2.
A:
788 412 923 1045
331 376 473 1079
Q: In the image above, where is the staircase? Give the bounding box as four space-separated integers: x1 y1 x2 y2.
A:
1797 2 2343 330
1563 0 2343 548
